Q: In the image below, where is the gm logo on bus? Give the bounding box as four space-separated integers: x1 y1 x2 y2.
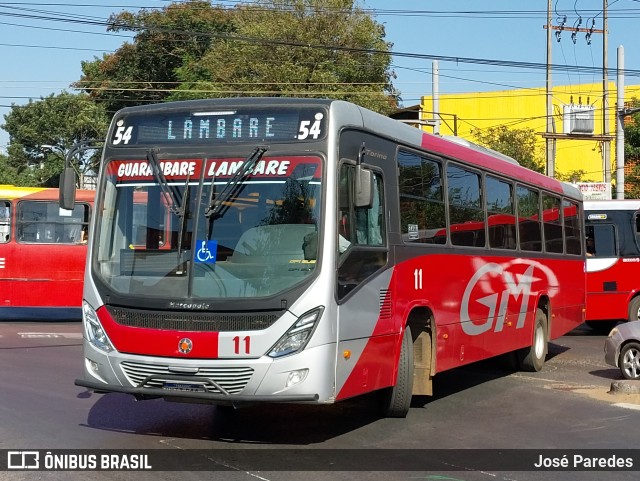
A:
460 261 555 336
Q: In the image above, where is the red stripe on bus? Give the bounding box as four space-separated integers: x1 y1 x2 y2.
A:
97 306 220 359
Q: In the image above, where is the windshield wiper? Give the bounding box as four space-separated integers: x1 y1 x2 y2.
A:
147 149 184 217
205 145 268 219
175 175 191 275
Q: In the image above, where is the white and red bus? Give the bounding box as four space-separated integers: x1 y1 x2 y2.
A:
0 185 93 320
69 98 585 417
584 200 640 333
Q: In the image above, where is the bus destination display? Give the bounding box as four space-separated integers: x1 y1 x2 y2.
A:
110 108 326 146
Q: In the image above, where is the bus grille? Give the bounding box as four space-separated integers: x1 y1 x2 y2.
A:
120 361 254 394
106 305 278 332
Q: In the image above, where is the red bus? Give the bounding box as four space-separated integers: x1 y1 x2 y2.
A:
0 185 93 320
584 199 640 333
69 98 586 417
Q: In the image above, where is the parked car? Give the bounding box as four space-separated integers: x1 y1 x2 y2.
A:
604 321 640 380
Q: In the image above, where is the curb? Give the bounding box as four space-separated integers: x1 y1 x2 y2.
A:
609 380 640 395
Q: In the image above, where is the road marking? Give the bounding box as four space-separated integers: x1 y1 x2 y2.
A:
18 332 83 339
613 403 640 411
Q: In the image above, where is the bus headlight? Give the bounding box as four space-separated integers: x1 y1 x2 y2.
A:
83 301 113 353
268 307 324 358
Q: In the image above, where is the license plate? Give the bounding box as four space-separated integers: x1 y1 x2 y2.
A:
162 381 206 392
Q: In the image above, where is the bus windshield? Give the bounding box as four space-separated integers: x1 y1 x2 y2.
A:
95 153 322 300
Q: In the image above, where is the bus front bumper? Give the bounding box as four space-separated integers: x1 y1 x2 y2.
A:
75 377 319 405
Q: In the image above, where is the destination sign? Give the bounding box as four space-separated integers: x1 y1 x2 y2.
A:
106 156 322 183
110 108 327 146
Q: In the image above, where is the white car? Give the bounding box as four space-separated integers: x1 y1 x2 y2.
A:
604 321 640 380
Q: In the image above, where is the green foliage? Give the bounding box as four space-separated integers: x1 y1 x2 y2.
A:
553 169 594 183
75 1 235 114
622 97 640 198
0 152 38 186
1 92 109 186
74 0 399 115
471 125 545 174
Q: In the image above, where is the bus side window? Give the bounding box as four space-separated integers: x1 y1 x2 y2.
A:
588 223 616 257
336 164 387 299
0 201 10 243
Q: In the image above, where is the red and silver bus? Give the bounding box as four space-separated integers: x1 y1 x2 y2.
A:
70 98 585 417
584 200 640 333
0 185 93 320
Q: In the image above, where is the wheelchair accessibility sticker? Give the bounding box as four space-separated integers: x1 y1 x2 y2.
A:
195 240 217 264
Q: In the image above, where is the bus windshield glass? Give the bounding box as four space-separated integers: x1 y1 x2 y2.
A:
95 154 322 300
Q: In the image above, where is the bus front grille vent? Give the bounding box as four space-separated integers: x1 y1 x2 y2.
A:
120 361 254 394
379 289 392 319
106 305 278 332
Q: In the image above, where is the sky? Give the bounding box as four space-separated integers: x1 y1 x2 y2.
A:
2 0 640 153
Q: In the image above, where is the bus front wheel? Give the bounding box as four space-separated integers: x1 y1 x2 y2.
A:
517 308 548 372
378 325 414 418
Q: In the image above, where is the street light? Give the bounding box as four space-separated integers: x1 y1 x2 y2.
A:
59 141 103 210
41 142 102 192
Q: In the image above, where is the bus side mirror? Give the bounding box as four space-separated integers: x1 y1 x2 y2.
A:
354 165 373 208
59 167 77 211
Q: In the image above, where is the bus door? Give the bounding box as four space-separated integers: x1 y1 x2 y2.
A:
585 221 623 321
335 163 390 397
0 200 14 307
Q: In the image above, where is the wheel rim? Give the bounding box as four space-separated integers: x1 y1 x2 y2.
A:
622 347 640 379
533 323 545 359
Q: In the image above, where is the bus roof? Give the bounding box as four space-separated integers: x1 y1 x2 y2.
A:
0 185 94 202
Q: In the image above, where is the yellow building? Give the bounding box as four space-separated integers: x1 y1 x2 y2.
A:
417 82 640 186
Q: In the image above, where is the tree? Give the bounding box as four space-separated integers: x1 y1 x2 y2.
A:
623 97 640 198
471 126 545 174
0 152 38 186
74 0 399 116
75 1 235 114
2 92 109 186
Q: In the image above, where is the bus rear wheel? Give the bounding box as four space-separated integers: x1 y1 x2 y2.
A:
378 325 414 418
628 296 640 323
517 308 548 372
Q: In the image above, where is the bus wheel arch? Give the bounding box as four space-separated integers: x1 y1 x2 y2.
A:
517 299 549 372
628 295 640 323
406 307 435 396
378 306 434 418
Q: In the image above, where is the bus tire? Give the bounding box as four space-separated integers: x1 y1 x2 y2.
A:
378 325 414 418
628 297 640 323
517 308 548 372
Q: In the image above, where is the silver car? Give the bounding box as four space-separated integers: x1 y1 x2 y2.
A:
604 321 640 380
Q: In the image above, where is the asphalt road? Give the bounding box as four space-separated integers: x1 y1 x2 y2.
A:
0 321 639 481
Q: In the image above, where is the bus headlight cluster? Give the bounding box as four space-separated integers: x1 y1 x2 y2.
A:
83 301 114 353
268 307 324 358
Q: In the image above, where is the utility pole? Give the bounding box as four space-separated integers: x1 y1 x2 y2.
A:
543 1 610 184
616 45 624 199
546 0 554 177
603 0 611 184
432 60 440 135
